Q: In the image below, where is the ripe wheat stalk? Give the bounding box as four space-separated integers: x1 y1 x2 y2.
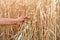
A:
0 0 60 40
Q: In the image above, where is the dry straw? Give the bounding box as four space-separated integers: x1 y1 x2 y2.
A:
0 0 60 40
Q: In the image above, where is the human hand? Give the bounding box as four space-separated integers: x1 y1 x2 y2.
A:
17 16 29 24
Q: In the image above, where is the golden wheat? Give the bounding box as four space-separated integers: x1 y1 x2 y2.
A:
0 0 60 40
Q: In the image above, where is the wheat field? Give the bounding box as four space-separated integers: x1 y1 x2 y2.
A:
0 0 60 40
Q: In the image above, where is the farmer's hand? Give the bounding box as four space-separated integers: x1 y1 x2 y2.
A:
17 16 29 24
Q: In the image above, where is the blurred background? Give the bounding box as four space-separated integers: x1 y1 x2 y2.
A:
0 0 60 40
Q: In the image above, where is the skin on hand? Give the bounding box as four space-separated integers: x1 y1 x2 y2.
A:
0 16 29 25
17 16 29 24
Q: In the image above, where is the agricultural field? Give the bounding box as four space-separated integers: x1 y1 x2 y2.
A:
0 0 60 40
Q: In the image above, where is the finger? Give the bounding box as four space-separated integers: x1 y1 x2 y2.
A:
24 16 30 19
